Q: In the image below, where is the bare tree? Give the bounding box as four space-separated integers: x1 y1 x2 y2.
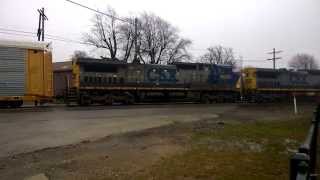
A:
71 50 88 60
138 13 191 64
199 45 236 67
289 53 318 70
166 39 192 64
84 9 191 64
84 7 119 60
117 17 136 62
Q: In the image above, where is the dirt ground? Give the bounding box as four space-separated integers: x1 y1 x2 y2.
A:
0 104 230 158
0 103 317 180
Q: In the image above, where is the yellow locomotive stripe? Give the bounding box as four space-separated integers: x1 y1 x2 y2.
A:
257 88 320 92
79 86 236 91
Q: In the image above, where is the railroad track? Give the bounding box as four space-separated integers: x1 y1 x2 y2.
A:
0 102 241 113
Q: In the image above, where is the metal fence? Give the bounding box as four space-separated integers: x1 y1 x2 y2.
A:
290 105 320 180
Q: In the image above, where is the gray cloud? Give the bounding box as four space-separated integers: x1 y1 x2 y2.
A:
0 0 319 68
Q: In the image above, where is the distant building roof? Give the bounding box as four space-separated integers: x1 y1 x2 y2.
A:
0 39 52 51
53 61 72 72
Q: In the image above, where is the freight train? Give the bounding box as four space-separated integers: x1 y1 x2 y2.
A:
242 67 320 102
0 40 53 108
66 58 240 105
1 39 320 107
65 57 320 105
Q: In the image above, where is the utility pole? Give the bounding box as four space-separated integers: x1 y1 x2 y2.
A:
133 17 139 63
37 10 42 41
267 48 282 69
37 7 48 41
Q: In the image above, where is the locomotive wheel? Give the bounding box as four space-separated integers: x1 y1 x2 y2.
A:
79 95 91 106
125 95 135 105
201 95 211 104
0 101 9 108
104 95 114 105
124 97 135 105
9 101 23 108
217 96 225 103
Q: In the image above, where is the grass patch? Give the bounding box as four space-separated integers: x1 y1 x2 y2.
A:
133 117 311 180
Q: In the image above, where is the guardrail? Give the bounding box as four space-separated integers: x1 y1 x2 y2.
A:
290 105 320 180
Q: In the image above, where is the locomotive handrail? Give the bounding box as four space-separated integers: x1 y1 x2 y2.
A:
290 105 320 180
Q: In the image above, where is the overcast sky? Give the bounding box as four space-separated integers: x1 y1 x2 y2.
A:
1 0 319 68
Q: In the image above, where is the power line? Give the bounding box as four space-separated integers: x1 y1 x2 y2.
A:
267 48 282 69
0 30 94 46
64 0 277 65
0 28 77 43
0 28 37 35
0 31 36 38
237 59 270 62
0 28 276 64
46 36 93 45
64 0 139 58
0 27 85 43
0 27 83 42
65 0 131 24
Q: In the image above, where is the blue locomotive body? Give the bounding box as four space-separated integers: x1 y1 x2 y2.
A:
208 64 239 88
143 64 177 84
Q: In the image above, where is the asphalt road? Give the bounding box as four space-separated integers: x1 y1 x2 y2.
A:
0 104 236 158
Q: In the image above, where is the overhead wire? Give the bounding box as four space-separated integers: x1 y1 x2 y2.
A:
0 28 95 46
0 0 279 65
0 29 268 63
0 31 36 38
0 28 37 35
65 0 132 24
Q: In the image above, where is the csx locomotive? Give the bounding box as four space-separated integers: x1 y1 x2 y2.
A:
66 58 320 105
67 58 239 105
242 67 320 102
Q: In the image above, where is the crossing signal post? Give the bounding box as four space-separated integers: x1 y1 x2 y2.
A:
267 48 282 69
